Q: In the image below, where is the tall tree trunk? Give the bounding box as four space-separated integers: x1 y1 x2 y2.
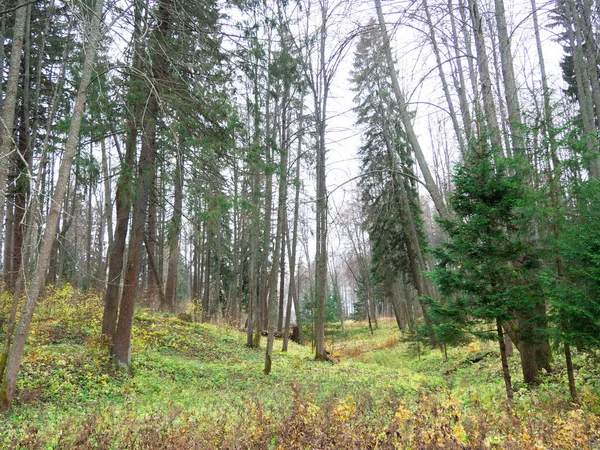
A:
448 0 473 143
165 151 184 313
112 93 157 369
146 165 159 308
247 61 262 348
283 106 303 351
4 3 31 289
423 0 466 152
0 0 28 265
112 0 172 369
0 14 5 110
265 101 289 374
313 4 330 362
101 1 143 339
0 0 104 409
563 0 598 177
468 0 503 152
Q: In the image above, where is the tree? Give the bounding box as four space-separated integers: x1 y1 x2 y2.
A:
0 0 29 266
350 19 433 337
0 0 105 410
429 137 546 400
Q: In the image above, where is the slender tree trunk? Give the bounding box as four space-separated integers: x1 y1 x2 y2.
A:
201 246 211 323
86 146 94 291
0 14 5 109
277 228 286 333
313 4 330 362
494 0 522 146
247 61 262 348
265 100 289 374
0 0 29 262
448 0 473 143
564 343 578 402
563 0 598 177
112 93 157 369
146 164 159 308
99 137 112 285
283 113 302 351
423 0 466 152
5 4 31 290
497 317 514 405
468 0 503 152
0 0 104 409
165 151 184 313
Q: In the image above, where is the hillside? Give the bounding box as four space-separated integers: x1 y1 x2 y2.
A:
1 288 599 449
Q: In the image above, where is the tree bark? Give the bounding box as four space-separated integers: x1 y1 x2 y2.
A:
468 0 503 153
0 0 29 265
422 0 466 152
565 343 578 402
101 0 143 340
265 96 289 374
112 92 157 369
165 151 184 313
283 108 303 351
497 317 514 405
112 0 173 369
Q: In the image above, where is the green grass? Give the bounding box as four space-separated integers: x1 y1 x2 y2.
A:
1 288 599 449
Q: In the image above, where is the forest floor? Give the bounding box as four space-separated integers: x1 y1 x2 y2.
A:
1 286 599 449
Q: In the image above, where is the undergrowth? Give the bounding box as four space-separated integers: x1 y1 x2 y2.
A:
0 285 599 449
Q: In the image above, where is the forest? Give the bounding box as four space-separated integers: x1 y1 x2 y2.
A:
0 0 600 447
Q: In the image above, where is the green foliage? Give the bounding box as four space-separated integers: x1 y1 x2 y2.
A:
1 292 599 448
300 287 341 343
428 140 540 345
350 18 425 317
546 179 600 352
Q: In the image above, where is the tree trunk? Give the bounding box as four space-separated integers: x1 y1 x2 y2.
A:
423 0 466 152
0 0 29 263
146 164 159 309
165 151 184 313
563 0 598 177
112 93 157 369
283 114 302 351
313 4 330 362
497 317 514 405
101 0 143 339
565 343 578 402
265 97 289 374
468 0 503 153
0 0 104 410
448 0 473 143
112 0 173 369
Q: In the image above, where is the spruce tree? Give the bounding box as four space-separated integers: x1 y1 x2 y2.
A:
429 140 542 400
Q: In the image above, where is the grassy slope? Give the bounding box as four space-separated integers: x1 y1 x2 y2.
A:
1 288 599 449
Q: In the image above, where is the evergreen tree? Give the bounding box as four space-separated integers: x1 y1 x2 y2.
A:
350 19 430 332
429 140 542 400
